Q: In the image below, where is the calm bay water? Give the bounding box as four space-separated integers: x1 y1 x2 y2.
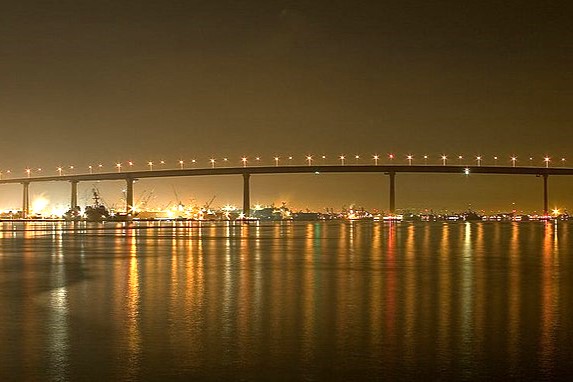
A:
1 220 572 381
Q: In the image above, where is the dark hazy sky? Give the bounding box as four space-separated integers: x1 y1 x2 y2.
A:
1 0 572 212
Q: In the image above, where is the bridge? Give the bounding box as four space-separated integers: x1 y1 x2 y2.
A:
1 165 571 218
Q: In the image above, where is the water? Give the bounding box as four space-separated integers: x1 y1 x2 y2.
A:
1 220 572 381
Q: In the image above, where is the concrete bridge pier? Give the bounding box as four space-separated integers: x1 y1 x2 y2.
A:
243 173 250 217
22 182 30 218
126 178 135 214
543 174 548 216
70 180 79 209
388 171 396 214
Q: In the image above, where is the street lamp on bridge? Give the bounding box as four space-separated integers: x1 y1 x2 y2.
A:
441 155 447 166
373 155 379 165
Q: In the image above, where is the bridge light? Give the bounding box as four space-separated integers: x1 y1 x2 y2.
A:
544 157 550 168
476 156 482 166
464 167 470 175
511 156 517 167
388 153 394 160
339 155 345 165
148 161 153 171
179 160 184 169
441 155 447 166
25 168 31 178
88 165 93 174
306 155 313 166
423 155 428 165
373 155 379 165
561 158 566 166
407 155 413 165
241 157 247 167
274 156 279 166
210 158 216 168
116 163 122 172
57 167 63 176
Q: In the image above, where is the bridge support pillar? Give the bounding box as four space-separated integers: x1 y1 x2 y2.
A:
388 172 396 214
243 173 251 217
22 182 30 219
126 178 135 214
543 174 548 216
70 180 79 209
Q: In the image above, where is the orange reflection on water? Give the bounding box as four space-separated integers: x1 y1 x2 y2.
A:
436 223 452 367
539 221 559 373
473 222 485 358
383 222 397 349
507 222 521 372
123 229 141 380
402 224 416 363
458 222 475 369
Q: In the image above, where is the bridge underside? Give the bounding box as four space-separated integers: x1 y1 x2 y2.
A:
10 165 560 217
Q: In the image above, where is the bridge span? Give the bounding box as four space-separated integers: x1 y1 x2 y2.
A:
1 165 571 218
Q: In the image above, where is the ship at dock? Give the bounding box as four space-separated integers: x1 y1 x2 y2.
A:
63 188 132 222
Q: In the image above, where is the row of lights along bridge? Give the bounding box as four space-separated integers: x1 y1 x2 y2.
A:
2 154 569 178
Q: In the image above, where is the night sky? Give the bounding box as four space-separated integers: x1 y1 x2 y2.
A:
1 0 572 213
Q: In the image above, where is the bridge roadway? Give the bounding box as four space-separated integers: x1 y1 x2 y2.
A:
1 165 571 218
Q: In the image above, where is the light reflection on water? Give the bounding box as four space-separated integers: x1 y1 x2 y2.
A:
0 220 572 380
